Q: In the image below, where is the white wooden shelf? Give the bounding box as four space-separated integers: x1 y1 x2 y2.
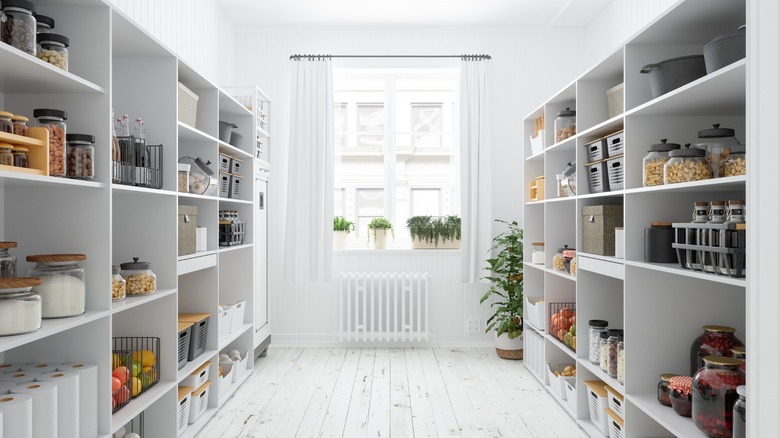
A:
624 175 746 195
526 151 544 162
177 350 217 383
178 250 219 261
178 192 219 201
526 322 545 336
0 310 108 354
218 323 253 350
576 358 624 396
525 263 545 272
546 268 576 282
180 407 218 438
219 369 253 406
257 127 271 138
577 419 606 438
0 43 105 94
178 253 218 275
218 141 253 159
542 383 576 418
218 244 254 254
218 197 254 205
219 88 254 117
178 122 218 144
112 184 176 196
0 170 106 189
627 393 709 438
545 137 576 153
546 334 576 360
111 381 176 434
111 288 178 314
624 260 746 287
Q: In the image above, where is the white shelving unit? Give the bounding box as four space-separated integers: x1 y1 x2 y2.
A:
522 1 747 437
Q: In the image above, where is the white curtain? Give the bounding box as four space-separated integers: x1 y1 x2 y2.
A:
460 59 493 283
283 58 334 283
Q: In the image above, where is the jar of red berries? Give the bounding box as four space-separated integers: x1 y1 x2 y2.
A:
669 376 693 417
690 325 743 375
692 356 745 438
657 373 679 407
731 346 745 377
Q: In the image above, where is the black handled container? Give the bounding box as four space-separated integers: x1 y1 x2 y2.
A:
640 55 707 98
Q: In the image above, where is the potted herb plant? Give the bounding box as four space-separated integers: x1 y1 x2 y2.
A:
407 215 461 249
367 218 394 249
480 219 524 360
333 216 354 250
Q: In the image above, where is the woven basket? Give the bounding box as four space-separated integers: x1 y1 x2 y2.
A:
606 83 624 118
496 347 523 360
178 82 199 127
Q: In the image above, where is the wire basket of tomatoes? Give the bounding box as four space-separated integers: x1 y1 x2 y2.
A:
549 302 577 352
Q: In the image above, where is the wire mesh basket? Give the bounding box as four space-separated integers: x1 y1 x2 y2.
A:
219 220 246 246
114 136 163 189
549 302 577 352
111 350 132 413
112 337 161 401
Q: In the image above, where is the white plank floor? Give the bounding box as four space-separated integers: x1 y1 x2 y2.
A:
198 347 587 438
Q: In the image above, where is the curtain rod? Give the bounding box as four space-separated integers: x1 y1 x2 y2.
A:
289 54 491 60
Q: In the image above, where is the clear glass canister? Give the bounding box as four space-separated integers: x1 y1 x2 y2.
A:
120 257 157 296
0 112 13 133
617 339 625 384
34 13 54 33
607 330 623 378
693 356 745 437
732 385 746 438
599 331 610 372
34 108 67 177
0 143 13 166
643 139 681 186
66 133 95 180
563 247 576 273
658 373 679 407
727 200 745 224
694 124 741 178
36 33 69 71
12 115 29 136
0 277 42 336
1 0 37 56
722 144 746 177
553 245 569 271
178 163 191 193
665 144 711 184
731 346 746 376
555 107 576 143
111 265 126 302
26 254 86 319
588 319 608 364
570 258 577 276
12 146 28 168
690 325 744 376
0 242 18 278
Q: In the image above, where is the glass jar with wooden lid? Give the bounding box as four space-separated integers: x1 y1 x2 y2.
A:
26 254 86 319
0 242 18 278
0 277 42 336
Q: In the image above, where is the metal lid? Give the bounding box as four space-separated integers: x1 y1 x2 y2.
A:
2 0 36 12
0 242 17 249
607 329 623 337
120 257 151 270
33 108 67 120
737 385 746 397
600 331 610 339
34 13 55 28
11 115 28 122
37 33 69 47
669 143 705 157
731 346 746 355
66 134 94 143
650 222 673 228
648 138 681 152
27 254 86 263
698 123 736 139
729 144 746 154
0 277 42 289
588 319 608 328
703 355 743 366
556 245 570 252
557 107 575 117
659 373 678 382
703 325 736 333
112 265 121 275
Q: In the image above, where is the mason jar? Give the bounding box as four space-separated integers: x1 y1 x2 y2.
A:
554 108 576 143
643 139 681 186
12 114 29 136
12 146 28 168
0 277 42 336
690 325 744 376
692 356 745 437
0 112 13 133
722 144 746 177
34 108 68 177
588 320 608 365
694 123 741 178
36 33 69 71
0 242 18 278
664 144 711 184
111 265 126 302
66 133 95 180
657 373 679 407
0 143 13 166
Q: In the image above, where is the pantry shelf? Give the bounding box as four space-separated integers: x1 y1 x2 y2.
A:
178 121 219 145
177 350 217 383
178 250 219 261
546 334 576 360
112 184 177 196
546 136 576 153
576 358 624 396
218 197 254 205
111 381 176 434
624 175 746 195
0 42 105 94
577 419 607 438
525 263 545 273
0 310 108 354
624 260 746 287
219 369 253 406
257 127 271 138
178 192 219 201
218 244 254 254
627 393 709 438
577 190 625 200
543 384 575 418
576 114 624 142
0 170 106 189
218 323 253 350
178 253 218 276
219 89 254 117
527 322 545 337
526 151 544 161
546 268 576 282
111 288 178 314
218 141 253 159
180 407 218 438
545 197 575 204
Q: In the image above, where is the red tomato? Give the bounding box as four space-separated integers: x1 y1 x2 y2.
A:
112 366 130 385
111 376 121 392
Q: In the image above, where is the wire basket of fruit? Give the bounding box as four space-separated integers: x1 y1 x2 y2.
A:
549 302 577 352
112 337 160 412
111 351 132 413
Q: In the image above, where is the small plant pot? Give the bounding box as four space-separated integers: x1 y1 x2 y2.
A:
333 231 349 250
411 237 461 249
371 229 389 250
495 331 523 360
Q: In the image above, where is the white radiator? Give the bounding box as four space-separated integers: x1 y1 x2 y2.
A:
338 272 430 342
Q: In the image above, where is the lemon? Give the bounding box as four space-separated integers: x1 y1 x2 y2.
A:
132 350 156 368
130 376 142 397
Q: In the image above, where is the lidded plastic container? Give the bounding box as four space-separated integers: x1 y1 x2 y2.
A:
66 133 95 180
665 144 711 184
530 242 544 265
120 257 157 296
12 146 28 168
690 325 744 375
0 277 42 336
588 320 608 365
643 139 681 186
1 0 37 56
694 124 741 178
0 242 18 278
34 13 54 33
26 254 86 319
607 330 623 378
693 356 745 437
34 108 68 177
554 107 576 143
722 144 746 177
36 33 69 71
12 115 29 136
0 112 13 133
0 143 13 166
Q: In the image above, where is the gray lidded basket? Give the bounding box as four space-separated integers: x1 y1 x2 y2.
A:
582 205 624 256
586 161 609 193
586 138 607 163
606 155 625 190
606 130 625 157
177 324 191 370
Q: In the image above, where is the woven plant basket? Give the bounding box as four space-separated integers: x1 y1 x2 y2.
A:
496 347 524 360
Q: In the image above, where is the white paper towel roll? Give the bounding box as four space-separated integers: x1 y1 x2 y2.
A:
0 393 33 438
58 363 97 438
21 363 61 374
0 372 40 384
36 371 79 438
0 408 3 438
0 382 16 395
0 364 22 374
11 382 57 438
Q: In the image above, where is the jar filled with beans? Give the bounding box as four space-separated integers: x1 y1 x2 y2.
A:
690 325 744 376
643 139 680 186
12 115 29 136
607 330 623 378
36 33 69 71
0 143 13 166
0 112 13 133
1 0 37 56
722 144 746 177
120 257 157 296
617 338 625 385
12 146 28 168
599 331 610 373
34 108 67 177
66 133 95 180
588 320 608 364
693 356 745 437
554 107 576 143
665 144 711 184
111 265 126 302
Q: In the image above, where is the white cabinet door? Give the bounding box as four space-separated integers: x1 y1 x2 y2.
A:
254 176 269 346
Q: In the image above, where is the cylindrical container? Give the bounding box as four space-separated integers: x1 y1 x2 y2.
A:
669 376 693 417
617 339 625 385
0 380 17 393
664 144 711 184
588 320 608 365
690 325 744 375
34 13 54 33
11 115 29 136
693 201 710 223
65 134 95 180
694 124 741 178
36 371 79 438
111 266 126 302
120 257 157 296
562 247 576 273
13 146 29 168
0 278 42 336
599 331 610 373
33 109 67 177
36 33 69 71
615 227 625 259
26 254 87 319
607 330 623 378
0 363 22 374
644 222 677 263
0 112 14 134
722 144 746 177
693 356 745 437
0 242 17 278
178 163 191 193
1 0 37 56
727 200 745 224
552 246 569 271
11 381 58 438
554 108 576 143
530 242 544 265
0 143 13 166
196 227 208 252
731 346 746 376
732 385 746 438
658 373 679 407
643 139 681 186
57 363 97 438
0 393 33 438
20 364 60 374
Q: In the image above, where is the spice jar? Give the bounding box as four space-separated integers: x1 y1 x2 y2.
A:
731 346 746 376
692 356 745 437
178 163 191 193
643 139 681 186
66 133 95 180
669 376 693 417
111 265 126 302
34 108 67 177
0 143 13 166
588 320 608 364
0 277 42 336
694 124 741 178
607 330 623 378
658 373 679 407
1 0 37 56
120 257 157 296
12 115 29 136
36 33 69 71
732 385 746 438
553 245 570 271
0 242 18 278
727 200 745 224
664 144 711 184
554 107 576 143
617 338 625 384
722 144 746 177
599 331 610 373
34 13 54 34
0 112 13 133
27 254 86 319
690 325 744 376
530 242 544 265
12 146 28 168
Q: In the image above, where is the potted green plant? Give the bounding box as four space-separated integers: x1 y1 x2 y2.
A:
367 217 394 249
480 219 524 360
333 216 355 250
407 215 461 249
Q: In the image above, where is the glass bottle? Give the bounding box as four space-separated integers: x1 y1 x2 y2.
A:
664 144 711 184
36 33 69 71
643 139 680 186
732 385 746 438
0 242 18 278
34 108 68 177
588 320 608 365
0 143 13 166
658 373 678 407
12 146 28 168
0 112 13 133
599 331 610 373
692 356 745 437
690 325 744 376
669 376 693 417
66 133 95 180
722 144 746 177
0 277 42 336
26 254 87 318
731 346 746 376
11 115 29 136
607 330 623 378
1 0 37 56
554 108 576 143
111 265 126 302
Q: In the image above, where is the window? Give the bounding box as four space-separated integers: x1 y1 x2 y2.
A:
333 68 459 247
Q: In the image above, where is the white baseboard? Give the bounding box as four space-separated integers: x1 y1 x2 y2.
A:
270 333 495 349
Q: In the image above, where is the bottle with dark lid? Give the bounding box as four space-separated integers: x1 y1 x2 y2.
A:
644 222 677 263
34 108 68 177
1 0 37 56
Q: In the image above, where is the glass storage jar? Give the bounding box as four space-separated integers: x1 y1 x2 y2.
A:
0 277 42 336
0 143 13 166
34 108 67 177
554 108 576 143
607 330 623 378
722 144 746 177
530 242 544 265
588 320 608 364
120 257 157 296
553 245 569 271
12 146 28 168
36 33 69 71
732 385 746 438
690 325 744 375
669 376 693 417
570 258 577 276
26 254 86 319
665 144 711 184
563 247 576 273
66 133 95 180
731 346 746 376
727 200 745 224
692 356 745 437
617 339 625 384
34 13 54 33
111 265 126 302
0 112 13 133
1 0 37 56
658 373 679 407
694 124 741 178
0 242 18 278
643 139 681 186
599 331 610 373
12 115 29 136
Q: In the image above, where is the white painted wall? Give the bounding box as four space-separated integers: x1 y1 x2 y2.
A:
233 26 588 344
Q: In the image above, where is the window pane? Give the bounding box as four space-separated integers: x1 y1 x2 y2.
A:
411 189 441 217
412 104 442 147
356 188 384 237
357 104 384 148
334 103 348 148
334 188 345 217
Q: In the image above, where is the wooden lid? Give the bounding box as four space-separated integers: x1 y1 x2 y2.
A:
605 407 624 428
26 254 86 263
0 242 17 249
650 222 672 227
178 322 193 332
178 386 194 401
192 380 212 395
604 384 624 402
736 223 746 231
179 313 211 322
0 277 42 288
191 360 211 376
584 380 608 397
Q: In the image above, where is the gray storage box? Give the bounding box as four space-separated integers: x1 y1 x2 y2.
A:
178 205 198 256
218 154 231 173
582 205 623 256
218 172 230 198
229 174 243 198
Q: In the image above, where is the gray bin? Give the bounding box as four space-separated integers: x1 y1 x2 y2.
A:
218 172 230 198
218 154 231 173
582 205 623 256
178 205 198 256
230 174 243 199
177 324 191 370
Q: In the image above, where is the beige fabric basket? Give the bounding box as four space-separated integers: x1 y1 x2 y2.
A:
178 82 199 127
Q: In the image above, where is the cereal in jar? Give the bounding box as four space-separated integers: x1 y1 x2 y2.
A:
120 257 157 296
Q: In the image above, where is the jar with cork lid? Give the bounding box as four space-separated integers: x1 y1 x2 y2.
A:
26 254 86 319
530 242 544 265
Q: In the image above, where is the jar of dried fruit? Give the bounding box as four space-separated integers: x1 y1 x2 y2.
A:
120 257 157 296
664 144 711 184
11 115 29 136
34 108 68 177
731 346 745 377
607 330 623 379
658 373 679 407
692 356 745 437
111 265 126 302
690 325 744 375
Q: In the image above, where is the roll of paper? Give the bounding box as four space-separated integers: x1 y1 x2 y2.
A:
0 382 16 395
0 393 33 438
11 382 58 438
0 364 22 374
58 363 97 438
0 407 3 438
36 371 79 438
0 372 40 384
21 364 61 374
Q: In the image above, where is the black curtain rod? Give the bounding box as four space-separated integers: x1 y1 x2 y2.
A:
289 54 491 60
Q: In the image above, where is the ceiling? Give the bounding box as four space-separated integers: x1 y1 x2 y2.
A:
216 0 613 28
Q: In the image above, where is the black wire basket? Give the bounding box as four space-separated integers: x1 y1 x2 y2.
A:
113 136 163 189
112 337 161 404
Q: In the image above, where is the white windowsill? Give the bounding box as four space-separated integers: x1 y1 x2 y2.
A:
334 248 460 255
